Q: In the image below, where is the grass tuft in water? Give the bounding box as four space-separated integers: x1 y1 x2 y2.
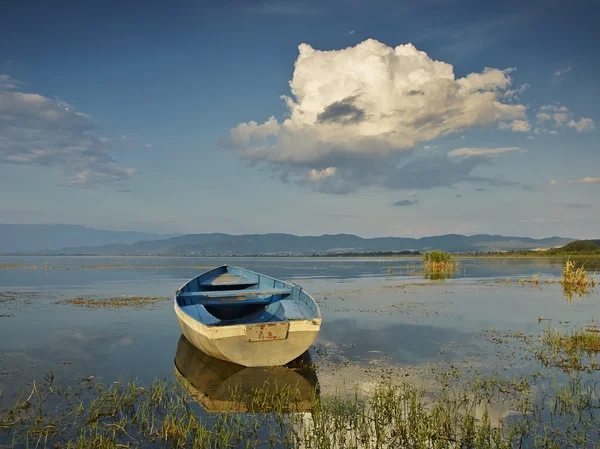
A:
2 367 600 449
536 323 600 372
422 250 459 279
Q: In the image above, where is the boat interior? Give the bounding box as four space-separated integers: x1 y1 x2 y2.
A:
176 266 318 325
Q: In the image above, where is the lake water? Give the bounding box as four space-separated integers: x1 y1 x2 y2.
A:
0 255 599 447
1 256 597 389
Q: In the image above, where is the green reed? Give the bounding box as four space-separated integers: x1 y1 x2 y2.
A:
2 366 600 449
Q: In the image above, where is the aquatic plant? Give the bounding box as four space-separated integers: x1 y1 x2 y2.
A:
60 296 170 309
422 250 459 277
561 259 594 288
560 259 596 302
0 371 572 449
536 323 600 372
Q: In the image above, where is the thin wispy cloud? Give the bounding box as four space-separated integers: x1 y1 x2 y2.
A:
504 83 529 99
0 76 136 186
563 202 591 209
393 199 419 206
553 66 571 81
448 147 527 158
416 13 535 56
0 74 21 90
244 0 324 15
224 39 527 194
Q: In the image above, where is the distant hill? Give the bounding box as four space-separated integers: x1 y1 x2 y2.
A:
46 232 575 256
544 240 600 255
0 224 180 253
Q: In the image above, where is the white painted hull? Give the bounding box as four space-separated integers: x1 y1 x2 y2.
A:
174 300 322 367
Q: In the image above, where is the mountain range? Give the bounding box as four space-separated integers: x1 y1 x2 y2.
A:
0 224 576 255
0 224 180 253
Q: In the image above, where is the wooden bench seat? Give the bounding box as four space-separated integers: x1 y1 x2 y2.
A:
199 274 258 287
178 288 290 299
178 288 290 306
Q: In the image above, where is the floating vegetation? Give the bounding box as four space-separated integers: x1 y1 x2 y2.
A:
0 291 40 306
0 264 37 270
60 296 170 309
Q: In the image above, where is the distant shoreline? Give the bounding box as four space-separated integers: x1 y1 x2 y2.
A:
2 253 600 259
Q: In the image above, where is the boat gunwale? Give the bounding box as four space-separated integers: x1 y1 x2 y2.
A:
174 303 322 339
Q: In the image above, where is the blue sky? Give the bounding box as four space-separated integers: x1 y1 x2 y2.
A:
0 0 598 238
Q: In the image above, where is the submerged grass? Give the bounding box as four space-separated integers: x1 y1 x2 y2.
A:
59 296 170 309
2 367 600 449
536 323 600 372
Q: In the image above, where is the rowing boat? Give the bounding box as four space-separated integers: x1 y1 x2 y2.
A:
173 265 322 367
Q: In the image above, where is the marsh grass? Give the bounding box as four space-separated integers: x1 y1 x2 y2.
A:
558 259 597 303
59 296 170 309
1 376 519 449
3 367 600 449
421 251 459 280
561 259 596 289
535 323 600 372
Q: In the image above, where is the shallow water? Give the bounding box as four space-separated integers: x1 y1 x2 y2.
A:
0 256 598 403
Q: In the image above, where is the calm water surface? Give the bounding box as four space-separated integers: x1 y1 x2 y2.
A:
0 256 598 401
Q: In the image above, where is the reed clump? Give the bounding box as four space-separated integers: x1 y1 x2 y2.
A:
560 259 596 303
560 259 596 288
422 250 459 278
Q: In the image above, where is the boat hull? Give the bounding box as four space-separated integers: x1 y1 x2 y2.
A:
174 301 321 367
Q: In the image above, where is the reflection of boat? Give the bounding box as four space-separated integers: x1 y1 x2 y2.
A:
174 335 319 412
173 265 322 367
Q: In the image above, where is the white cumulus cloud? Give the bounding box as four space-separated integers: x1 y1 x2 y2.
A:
224 39 527 193
308 167 336 180
498 119 530 132
568 118 595 132
536 104 594 132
